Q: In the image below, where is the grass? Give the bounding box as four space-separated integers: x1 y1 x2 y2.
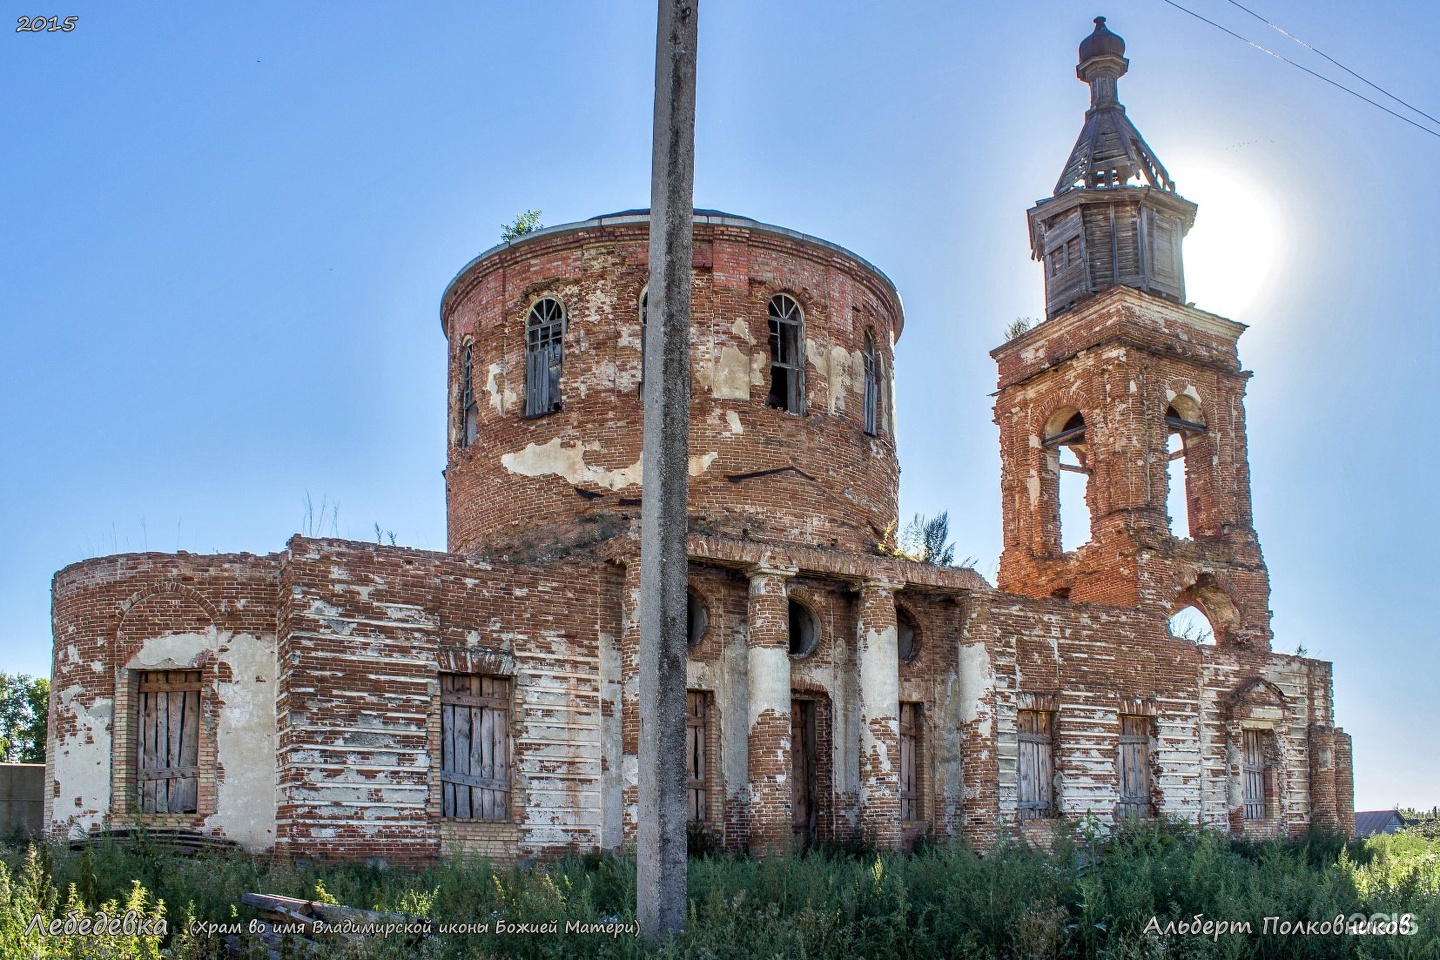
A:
1 821 1437 958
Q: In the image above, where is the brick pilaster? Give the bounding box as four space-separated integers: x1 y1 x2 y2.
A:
745 564 794 856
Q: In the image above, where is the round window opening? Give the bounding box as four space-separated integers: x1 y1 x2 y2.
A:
687 589 708 646
788 599 819 657
897 609 919 662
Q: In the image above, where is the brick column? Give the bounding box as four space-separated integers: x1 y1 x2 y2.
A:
1307 725 1338 831
745 564 795 857
619 557 642 842
857 579 902 848
1333 728 1355 837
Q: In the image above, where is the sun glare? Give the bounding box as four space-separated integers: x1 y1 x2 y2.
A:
1179 166 1285 320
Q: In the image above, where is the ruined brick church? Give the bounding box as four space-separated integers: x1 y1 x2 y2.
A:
47 19 1353 862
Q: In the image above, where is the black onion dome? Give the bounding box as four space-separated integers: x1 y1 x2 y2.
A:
1079 16 1125 62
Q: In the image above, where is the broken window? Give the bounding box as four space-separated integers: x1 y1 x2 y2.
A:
1165 403 1206 539
524 298 565 417
686 691 709 821
136 670 201 815
899 702 921 821
1042 410 1091 552
687 588 708 646
1017 708 1055 819
863 329 879 435
788 598 818 657
440 674 511 820
458 343 479 449
1242 729 1268 820
1116 714 1152 818
767 294 805 414
896 608 918 663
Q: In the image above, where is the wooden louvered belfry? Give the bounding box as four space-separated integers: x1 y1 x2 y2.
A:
1029 17 1198 320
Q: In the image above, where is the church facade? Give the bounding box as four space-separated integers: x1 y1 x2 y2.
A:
46 19 1353 863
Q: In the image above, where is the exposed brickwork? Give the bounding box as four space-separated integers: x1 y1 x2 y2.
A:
441 215 903 560
48 193 1353 862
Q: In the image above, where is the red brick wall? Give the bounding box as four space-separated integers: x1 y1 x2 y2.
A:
441 215 903 558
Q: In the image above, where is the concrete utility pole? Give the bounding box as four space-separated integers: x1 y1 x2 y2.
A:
637 0 698 939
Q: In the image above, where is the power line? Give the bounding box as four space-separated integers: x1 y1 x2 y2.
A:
1154 0 1440 139
1223 0 1440 130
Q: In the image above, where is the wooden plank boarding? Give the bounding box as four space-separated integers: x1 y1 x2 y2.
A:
137 671 201 815
440 673 510 820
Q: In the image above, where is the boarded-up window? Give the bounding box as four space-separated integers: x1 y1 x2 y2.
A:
440 674 511 820
686 691 708 822
1117 714 1151 818
899 703 921 821
524 298 565 417
1242 730 1267 820
1017 709 1054 819
136 670 201 815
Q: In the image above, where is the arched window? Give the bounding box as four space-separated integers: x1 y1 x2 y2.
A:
896 607 918 662
767 294 805 414
1042 409 1091 552
863 329 879 435
458 342 479 449
1168 604 1214 644
1164 401 1206 539
788 598 819 657
524 298 565 416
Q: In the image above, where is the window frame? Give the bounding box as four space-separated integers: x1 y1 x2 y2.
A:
1241 729 1269 821
685 690 710 823
458 341 479 449
524 297 566 417
899 702 922 822
1017 708 1056 820
863 329 879 435
135 670 202 816
439 673 513 821
1116 714 1153 819
766 294 806 415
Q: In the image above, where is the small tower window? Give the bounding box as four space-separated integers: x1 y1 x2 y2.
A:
1043 410 1091 552
1165 402 1206 540
788 598 818 657
458 343 479 449
1168 604 1214 644
524 298 565 417
863 329 879 435
767 294 805 414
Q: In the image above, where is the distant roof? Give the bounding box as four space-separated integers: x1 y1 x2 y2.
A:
1354 810 1406 836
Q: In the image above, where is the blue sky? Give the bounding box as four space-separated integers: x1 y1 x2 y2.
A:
2 1 1435 810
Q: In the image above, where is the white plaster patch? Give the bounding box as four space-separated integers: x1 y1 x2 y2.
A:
501 438 717 490
725 410 743 436
51 685 113 836
956 643 993 727
746 646 790 729
209 632 279 852
712 346 753 400
731 318 755 345
485 363 516 414
130 631 213 670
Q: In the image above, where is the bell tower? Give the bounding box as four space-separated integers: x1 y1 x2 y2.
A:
992 17 1274 649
